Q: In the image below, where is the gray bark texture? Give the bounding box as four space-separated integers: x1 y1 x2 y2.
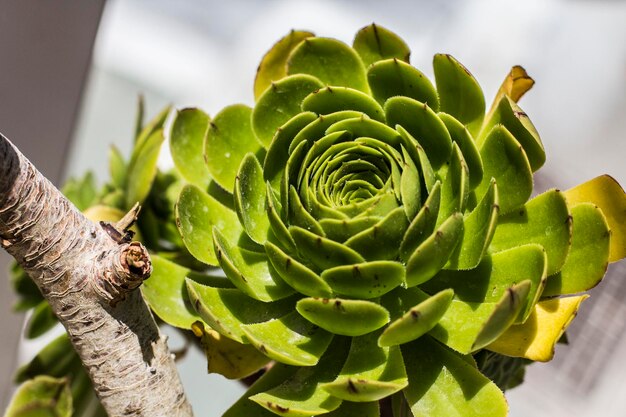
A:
0 134 194 417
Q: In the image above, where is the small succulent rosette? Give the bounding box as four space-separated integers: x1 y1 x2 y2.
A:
152 25 626 417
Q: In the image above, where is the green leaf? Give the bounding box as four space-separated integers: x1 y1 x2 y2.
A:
324 401 380 417
302 86 385 122
250 338 350 416
135 105 170 146
321 261 405 299
126 128 164 208
424 244 547 324
289 110 362 154
253 75 324 148
223 363 299 417
543 203 610 296
264 112 318 192
437 144 469 225
490 189 572 276
379 289 454 347
433 54 485 137
479 96 545 172
108 145 126 189
321 331 408 402
186 280 296 343
326 116 401 146
399 181 441 261
242 311 334 366
319 217 380 243
133 94 145 141
141 254 211 329
296 298 390 336
405 212 464 287
10 263 42 311
384 96 452 170
213 228 295 302
287 37 370 93
15 334 75 383
427 281 531 353
254 30 315 100
400 147 421 220
170 108 211 188
344 208 410 261
368 58 439 110
475 125 533 214
289 226 365 270
447 179 499 270
438 113 483 189
25 301 57 339
235 154 271 244
564 175 626 262
353 23 410 68
205 104 262 191
176 184 241 266
402 337 508 417
265 241 332 298
5 376 72 417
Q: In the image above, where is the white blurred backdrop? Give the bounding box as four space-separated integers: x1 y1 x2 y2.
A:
63 0 626 415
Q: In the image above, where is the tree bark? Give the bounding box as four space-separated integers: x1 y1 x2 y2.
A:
0 134 193 417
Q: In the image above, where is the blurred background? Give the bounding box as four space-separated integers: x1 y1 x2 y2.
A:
1 0 626 415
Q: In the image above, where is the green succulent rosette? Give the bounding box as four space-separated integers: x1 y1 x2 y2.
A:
164 25 626 417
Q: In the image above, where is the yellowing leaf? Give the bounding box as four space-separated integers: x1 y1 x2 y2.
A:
486 295 588 362
564 175 626 262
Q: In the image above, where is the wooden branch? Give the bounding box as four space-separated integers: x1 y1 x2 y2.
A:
0 134 193 417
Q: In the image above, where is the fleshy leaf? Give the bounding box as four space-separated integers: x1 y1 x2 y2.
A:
427 280 530 353
242 311 334 366
344 208 410 261
321 331 408 402
437 143 469 224
5 376 72 417
424 244 547 325
543 203 610 296
379 289 454 347
405 212 464 287
353 23 410 68
487 295 589 361
485 65 534 122
564 174 626 262
319 217 380 243
447 179 499 270
297 298 390 336
479 96 545 172
264 111 317 191
176 184 240 266
186 280 296 343
287 37 370 93
402 336 508 417
108 145 126 189
192 322 270 380
205 104 262 191
385 96 452 170
289 226 365 270
438 112 483 189
474 125 532 214
321 261 405 299
433 54 485 137
368 58 439 110
25 301 57 339
142 254 225 329
253 75 324 148
235 154 271 244
213 228 295 302
250 338 350 416
302 86 385 122
135 105 170 147
254 30 315 100
490 189 571 276
170 108 211 188
265 241 332 298
399 181 441 261
126 128 164 208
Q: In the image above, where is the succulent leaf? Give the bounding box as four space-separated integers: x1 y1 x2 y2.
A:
5 376 73 417
170 108 211 188
352 24 410 68
296 298 390 336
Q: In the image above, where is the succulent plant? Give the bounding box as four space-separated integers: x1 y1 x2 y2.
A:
154 24 626 416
